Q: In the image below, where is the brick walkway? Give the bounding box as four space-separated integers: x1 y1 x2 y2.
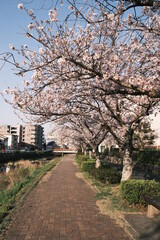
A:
2 155 131 240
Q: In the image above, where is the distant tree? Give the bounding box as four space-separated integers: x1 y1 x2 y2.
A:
133 120 156 150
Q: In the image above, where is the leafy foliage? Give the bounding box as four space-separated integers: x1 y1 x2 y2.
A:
81 161 95 173
132 150 160 166
133 120 155 150
79 155 121 184
90 166 121 184
75 153 91 166
120 179 160 205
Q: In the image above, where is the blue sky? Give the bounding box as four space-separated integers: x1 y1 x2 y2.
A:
0 1 26 125
0 0 160 138
0 0 70 135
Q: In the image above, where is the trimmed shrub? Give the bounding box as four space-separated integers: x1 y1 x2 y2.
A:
77 154 121 184
120 179 160 205
81 161 95 173
76 154 91 166
132 150 160 166
90 167 121 184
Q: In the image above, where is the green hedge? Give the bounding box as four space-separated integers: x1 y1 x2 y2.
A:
101 149 160 166
140 150 160 166
75 154 91 166
132 150 160 166
81 161 95 173
90 166 121 184
81 160 121 184
120 179 160 205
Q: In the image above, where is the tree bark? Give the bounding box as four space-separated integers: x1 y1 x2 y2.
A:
95 156 101 168
121 147 133 181
92 147 101 168
89 150 92 159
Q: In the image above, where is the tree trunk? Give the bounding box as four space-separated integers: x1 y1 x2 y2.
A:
91 147 101 168
81 146 84 153
95 156 101 168
89 150 92 159
121 147 133 181
120 127 134 181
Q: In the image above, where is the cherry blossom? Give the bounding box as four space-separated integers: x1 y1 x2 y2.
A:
17 3 23 10
49 9 58 22
9 44 15 50
1 1 160 180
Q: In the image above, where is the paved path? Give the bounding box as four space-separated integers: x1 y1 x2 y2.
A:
2 155 131 240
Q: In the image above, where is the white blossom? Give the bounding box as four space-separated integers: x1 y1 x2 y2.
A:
49 9 58 22
9 44 15 50
108 14 114 21
22 60 27 65
28 23 34 30
38 26 44 30
28 9 34 16
69 5 75 11
17 3 23 10
39 48 45 54
22 80 30 86
58 57 66 65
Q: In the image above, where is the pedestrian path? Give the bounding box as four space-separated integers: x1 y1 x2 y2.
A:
3 155 131 240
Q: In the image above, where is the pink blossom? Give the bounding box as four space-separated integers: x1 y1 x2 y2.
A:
17 3 23 10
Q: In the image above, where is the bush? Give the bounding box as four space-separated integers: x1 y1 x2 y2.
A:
132 150 160 166
90 166 121 184
81 161 95 173
77 154 121 184
76 154 91 166
120 179 160 205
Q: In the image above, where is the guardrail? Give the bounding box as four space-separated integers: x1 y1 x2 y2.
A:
53 149 77 154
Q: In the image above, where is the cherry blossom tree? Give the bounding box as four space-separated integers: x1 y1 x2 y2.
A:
0 2 160 180
57 114 110 167
132 119 156 149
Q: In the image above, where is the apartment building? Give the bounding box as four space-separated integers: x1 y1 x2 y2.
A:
0 124 22 144
0 134 8 149
10 125 22 143
0 125 10 135
0 133 18 150
0 126 18 150
5 134 18 149
0 124 44 150
22 125 44 149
